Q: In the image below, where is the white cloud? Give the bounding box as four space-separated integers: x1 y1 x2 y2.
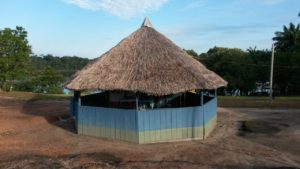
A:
63 0 99 10
63 0 168 19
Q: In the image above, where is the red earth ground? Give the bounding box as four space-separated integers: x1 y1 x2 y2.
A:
0 96 299 169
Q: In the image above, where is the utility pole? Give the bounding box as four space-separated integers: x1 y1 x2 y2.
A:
270 43 275 101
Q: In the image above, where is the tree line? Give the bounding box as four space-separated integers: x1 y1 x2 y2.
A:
185 14 300 96
0 26 89 93
0 13 299 95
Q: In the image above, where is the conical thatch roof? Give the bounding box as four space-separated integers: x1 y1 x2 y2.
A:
65 19 227 96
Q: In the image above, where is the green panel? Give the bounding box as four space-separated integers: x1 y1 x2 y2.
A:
182 127 188 139
140 126 204 143
138 132 144 144
160 129 172 142
78 125 139 143
77 124 83 134
156 130 161 142
78 121 217 144
204 115 217 138
187 127 192 138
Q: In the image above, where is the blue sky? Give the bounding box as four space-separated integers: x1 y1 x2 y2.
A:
0 0 299 59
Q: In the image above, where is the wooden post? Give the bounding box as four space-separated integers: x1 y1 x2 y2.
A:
135 93 139 111
201 90 205 139
73 90 81 120
270 43 275 101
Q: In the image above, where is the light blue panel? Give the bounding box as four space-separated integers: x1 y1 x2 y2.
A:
136 106 207 132
89 108 95 126
77 105 81 133
186 107 192 129
96 108 101 136
195 106 201 127
154 110 161 140
111 109 116 139
144 110 150 131
204 98 217 123
77 97 217 134
165 109 172 129
190 108 196 128
137 111 144 131
182 108 186 125
90 108 95 134
177 109 183 129
171 109 177 129
114 109 120 130
131 110 135 131
100 107 105 128
123 111 127 130
153 111 162 129
149 110 155 132
120 110 125 134
81 107 87 134
78 106 136 131
160 110 166 129
114 110 120 139
106 110 110 137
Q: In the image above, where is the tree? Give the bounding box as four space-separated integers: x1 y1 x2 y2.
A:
270 13 300 95
31 66 64 94
247 47 271 94
200 47 256 95
0 26 31 91
272 22 300 51
30 54 89 80
184 49 199 59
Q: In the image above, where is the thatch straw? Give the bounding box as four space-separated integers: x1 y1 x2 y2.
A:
65 21 227 96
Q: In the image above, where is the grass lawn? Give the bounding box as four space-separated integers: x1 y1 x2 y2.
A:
0 91 71 101
218 96 300 108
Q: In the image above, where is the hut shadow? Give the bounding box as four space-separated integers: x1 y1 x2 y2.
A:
20 95 76 134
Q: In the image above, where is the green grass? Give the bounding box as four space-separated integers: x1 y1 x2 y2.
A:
218 96 300 108
0 91 71 101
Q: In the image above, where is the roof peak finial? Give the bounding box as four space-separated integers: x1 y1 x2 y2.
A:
141 17 152 28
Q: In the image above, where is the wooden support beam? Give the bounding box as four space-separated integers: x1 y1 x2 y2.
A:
135 93 139 111
200 90 205 139
73 90 81 120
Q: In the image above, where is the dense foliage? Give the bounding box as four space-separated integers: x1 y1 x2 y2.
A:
189 47 271 95
271 14 300 95
30 55 89 80
0 26 31 91
0 26 90 93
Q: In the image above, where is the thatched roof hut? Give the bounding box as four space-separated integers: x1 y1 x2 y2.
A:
68 18 228 143
65 18 227 96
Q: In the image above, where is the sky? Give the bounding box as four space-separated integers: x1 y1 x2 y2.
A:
0 0 299 59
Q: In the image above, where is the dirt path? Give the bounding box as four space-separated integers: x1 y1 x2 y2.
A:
0 97 299 168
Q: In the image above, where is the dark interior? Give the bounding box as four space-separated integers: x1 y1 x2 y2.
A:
80 90 215 109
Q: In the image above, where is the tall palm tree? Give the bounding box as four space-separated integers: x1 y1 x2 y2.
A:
273 22 300 51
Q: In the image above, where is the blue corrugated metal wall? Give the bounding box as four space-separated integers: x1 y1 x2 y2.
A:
73 97 217 143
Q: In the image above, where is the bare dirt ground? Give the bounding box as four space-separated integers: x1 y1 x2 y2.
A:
0 96 299 169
